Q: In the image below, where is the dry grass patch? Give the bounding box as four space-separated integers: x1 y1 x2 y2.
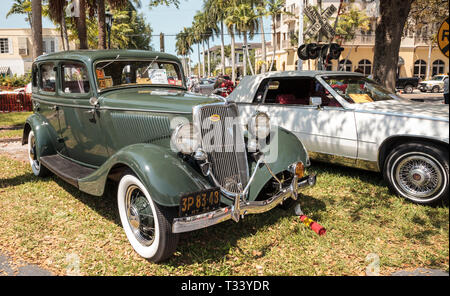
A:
0 156 448 275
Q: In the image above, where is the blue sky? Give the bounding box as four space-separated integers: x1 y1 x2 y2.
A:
2 0 272 64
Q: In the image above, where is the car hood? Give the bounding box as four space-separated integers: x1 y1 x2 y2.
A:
352 99 449 121
99 87 222 114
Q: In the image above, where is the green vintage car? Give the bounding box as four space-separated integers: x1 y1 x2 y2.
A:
23 50 316 262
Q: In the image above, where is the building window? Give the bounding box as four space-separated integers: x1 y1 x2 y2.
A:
339 59 352 72
358 59 372 75
0 38 9 53
414 59 427 79
432 60 445 76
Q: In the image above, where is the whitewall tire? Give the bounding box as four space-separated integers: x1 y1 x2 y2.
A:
117 172 179 262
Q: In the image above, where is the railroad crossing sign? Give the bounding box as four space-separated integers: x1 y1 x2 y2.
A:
437 18 449 58
304 4 337 39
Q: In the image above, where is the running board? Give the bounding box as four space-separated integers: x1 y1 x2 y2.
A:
39 155 96 188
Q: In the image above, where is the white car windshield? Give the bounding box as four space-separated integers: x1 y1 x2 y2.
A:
323 76 399 104
95 59 185 91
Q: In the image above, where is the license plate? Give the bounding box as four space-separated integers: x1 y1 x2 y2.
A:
179 188 221 217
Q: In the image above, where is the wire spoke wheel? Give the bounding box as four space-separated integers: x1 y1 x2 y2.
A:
125 185 156 246
395 155 443 199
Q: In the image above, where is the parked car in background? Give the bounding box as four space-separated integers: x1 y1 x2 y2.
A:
419 75 449 93
230 71 449 205
193 78 216 95
396 77 420 94
23 50 316 262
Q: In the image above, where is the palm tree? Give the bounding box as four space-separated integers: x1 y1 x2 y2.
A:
77 0 88 49
7 0 32 28
232 2 259 76
266 0 285 71
31 0 43 59
204 0 230 75
336 5 370 70
47 0 70 50
176 27 193 76
253 0 268 73
225 3 239 82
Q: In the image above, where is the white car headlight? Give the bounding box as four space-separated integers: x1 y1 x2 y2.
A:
249 112 271 139
171 123 200 154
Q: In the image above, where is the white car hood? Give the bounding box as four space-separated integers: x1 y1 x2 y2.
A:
352 100 449 121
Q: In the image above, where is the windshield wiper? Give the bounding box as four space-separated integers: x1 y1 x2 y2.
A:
142 56 159 76
99 54 121 70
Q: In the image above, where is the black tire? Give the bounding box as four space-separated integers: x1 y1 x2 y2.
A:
432 86 440 93
117 170 179 263
27 131 50 177
383 143 449 205
404 85 414 94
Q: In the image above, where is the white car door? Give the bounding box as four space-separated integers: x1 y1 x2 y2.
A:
238 77 358 164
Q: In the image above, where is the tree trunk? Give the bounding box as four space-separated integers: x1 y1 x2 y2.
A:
31 0 43 59
197 43 201 78
77 0 88 49
243 33 248 76
97 0 106 49
207 39 211 77
269 17 277 72
62 14 70 51
202 41 206 78
260 17 266 74
220 21 226 75
60 24 66 51
231 31 236 83
373 0 414 91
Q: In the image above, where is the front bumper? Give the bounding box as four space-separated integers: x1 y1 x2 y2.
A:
172 174 317 234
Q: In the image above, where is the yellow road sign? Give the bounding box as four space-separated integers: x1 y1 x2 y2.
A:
438 18 449 58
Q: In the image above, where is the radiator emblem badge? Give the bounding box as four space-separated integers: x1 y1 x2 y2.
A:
210 114 221 122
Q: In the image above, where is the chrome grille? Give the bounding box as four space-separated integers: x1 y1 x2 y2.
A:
195 103 249 194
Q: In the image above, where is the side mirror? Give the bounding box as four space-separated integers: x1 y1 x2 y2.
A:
310 96 322 107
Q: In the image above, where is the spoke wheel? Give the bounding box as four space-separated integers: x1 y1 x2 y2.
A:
384 143 449 205
27 131 49 177
117 172 179 262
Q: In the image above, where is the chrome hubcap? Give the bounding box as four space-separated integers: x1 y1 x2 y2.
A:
125 185 155 246
395 155 443 199
28 135 40 170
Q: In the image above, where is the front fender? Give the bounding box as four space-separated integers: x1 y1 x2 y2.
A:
247 126 309 201
23 113 57 159
78 143 214 207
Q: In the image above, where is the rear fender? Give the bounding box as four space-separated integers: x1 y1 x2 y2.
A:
22 113 57 159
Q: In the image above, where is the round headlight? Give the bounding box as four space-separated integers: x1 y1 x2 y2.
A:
171 123 200 154
249 112 271 139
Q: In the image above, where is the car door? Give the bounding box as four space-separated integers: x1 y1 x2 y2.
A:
239 76 358 165
57 61 109 167
34 61 65 152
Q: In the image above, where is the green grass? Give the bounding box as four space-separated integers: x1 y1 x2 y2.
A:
0 129 22 139
0 112 32 128
0 155 447 276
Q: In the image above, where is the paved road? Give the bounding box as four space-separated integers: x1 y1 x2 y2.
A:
0 253 52 276
399 90 447 103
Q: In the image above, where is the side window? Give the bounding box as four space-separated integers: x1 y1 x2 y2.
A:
61 63 90 94
32 64 39 88
264 78 315 106
39 63 56 93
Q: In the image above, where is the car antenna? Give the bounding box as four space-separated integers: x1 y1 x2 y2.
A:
99 54 121 70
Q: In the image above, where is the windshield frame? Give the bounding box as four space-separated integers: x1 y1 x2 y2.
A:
93 58 187 93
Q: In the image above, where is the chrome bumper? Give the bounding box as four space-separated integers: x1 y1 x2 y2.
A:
172 174 317 234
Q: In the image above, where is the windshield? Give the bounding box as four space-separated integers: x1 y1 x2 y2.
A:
323 76 399 104
95 59 185 91
430 76 445 81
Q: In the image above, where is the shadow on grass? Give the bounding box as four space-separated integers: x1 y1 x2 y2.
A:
0 171 47 188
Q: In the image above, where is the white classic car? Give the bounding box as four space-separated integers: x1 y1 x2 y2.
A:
230 71 449 205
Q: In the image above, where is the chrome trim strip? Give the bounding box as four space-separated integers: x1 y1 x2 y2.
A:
32 97 192 114
353 109 449 123
172 174 317 234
